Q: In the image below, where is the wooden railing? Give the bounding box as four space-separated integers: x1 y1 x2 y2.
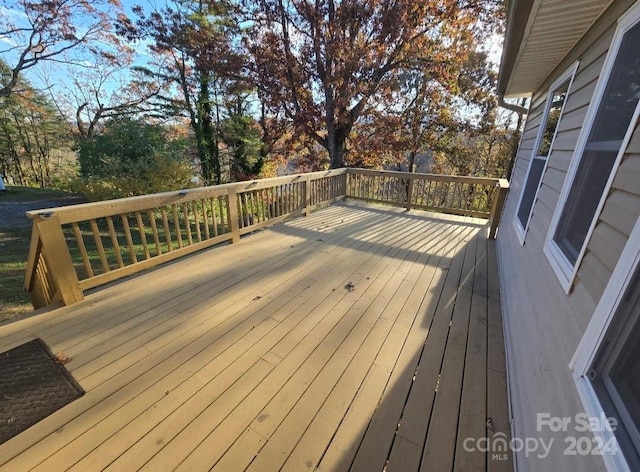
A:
24 168 508 309
24 169 347 309
345 169 509 238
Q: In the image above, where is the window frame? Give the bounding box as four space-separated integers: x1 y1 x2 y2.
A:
513 63 579 245
571 216 640 472
544 3 640 292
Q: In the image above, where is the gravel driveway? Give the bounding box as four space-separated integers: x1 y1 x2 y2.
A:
0 196 87 229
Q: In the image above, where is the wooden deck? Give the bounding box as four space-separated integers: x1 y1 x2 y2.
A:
0 201 512 471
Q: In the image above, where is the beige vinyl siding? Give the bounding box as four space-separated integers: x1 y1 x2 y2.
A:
498 222 600 472
597 184 640 237
530 191 554 228
531 192 555 229
545 149 573 173
497 5 640 470
534 186 557 217
518 103 546 143
546 127 581 155
541 167 566 195
513 153 532 174
577 252 612 303
556 104 589 130
588 221 628 272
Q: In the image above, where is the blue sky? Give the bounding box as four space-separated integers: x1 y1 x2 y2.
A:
1 0 504 121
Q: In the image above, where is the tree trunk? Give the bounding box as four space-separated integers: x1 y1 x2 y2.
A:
506 98 527 180
195 70 221 185
327 125 348 168
407 151 416 173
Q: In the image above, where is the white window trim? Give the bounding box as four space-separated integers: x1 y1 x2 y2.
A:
513 62 579 246
544 2 640 293
570 217 640 472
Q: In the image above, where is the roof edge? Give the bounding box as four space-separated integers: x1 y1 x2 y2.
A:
497 0 536 97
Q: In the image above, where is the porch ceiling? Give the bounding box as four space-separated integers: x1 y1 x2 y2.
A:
498 0 612 97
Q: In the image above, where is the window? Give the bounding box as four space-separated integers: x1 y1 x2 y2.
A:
572 217 640 471
514 65 576 243
591 269 640 469
545 6 640 290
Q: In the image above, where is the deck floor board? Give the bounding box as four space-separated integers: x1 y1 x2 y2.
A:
0 201 512 472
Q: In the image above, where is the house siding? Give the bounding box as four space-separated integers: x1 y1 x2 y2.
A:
498 1 640 470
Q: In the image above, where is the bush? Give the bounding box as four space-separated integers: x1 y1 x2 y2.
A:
74 118 196 201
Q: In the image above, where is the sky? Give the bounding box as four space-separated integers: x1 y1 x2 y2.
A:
0 0 153 90
1 0 505 120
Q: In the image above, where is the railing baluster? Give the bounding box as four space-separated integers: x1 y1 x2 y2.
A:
288 184 292 213
210 198 219 236
217 196 226 232
264 188 270 219
268 188 274 218
453 182 460 209
257 190 264 221
172 204 183 249
248 192 256 225
192 201 202 242
161 208 173 252
72 222 94 278
106 216 125 268
135 212 151 260
90 219 110 273
147 210 163 256
299 182 303 210
121 214 138 263
182 203 193 245
202 199 210 240
228 188 240 243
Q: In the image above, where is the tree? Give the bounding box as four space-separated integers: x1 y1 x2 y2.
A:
0 0 122 97
118 0 247 185
246 0 502 169
348 48 500 172
0 60 71 186
348 71 462 171
430 105 518 178
46 49 167 138
220 113 264 181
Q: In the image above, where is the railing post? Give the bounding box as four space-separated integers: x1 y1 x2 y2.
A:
305 175 312 216
35 214 83 306
406 176 414 211
227 188 241 243
489 179 510 240
343 170 349 198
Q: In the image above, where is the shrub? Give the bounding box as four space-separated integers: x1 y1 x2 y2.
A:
74 118 196 201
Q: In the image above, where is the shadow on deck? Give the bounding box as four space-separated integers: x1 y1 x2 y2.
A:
0 201 512 471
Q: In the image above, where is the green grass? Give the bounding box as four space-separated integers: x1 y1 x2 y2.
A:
0 227 33 322
0 185 75 202
0 185 81 322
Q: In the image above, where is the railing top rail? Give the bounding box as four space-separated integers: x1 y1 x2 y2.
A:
26 168 347 224
24 168 505 224
347 168 500 186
